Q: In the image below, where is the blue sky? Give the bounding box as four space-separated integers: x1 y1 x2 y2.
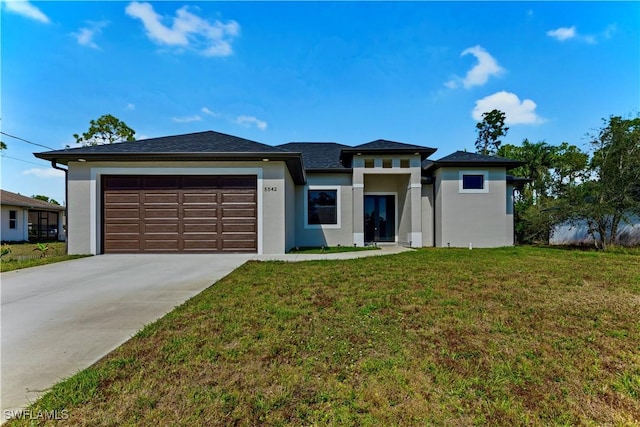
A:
2 1 638 204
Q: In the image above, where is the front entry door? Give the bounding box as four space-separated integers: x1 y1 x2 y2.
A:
364 195 395 243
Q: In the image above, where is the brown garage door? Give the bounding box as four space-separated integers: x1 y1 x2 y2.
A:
103 175 257 253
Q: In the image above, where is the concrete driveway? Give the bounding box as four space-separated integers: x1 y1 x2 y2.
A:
1 253 252 421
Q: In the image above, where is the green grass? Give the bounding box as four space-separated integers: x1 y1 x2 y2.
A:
288 245 380 254
0 242 91 272
7 247 640 426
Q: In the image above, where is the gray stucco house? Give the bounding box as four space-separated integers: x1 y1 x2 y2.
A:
35 131 522 254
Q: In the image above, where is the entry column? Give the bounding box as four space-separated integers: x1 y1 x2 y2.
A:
352 169 364 246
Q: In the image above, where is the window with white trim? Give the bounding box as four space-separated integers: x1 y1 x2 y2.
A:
459 171 489 193
306 186 340 228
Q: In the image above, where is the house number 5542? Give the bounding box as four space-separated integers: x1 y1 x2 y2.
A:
264 186 278 192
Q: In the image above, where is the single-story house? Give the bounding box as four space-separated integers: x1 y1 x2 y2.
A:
1 189 66 242
34 131 523 254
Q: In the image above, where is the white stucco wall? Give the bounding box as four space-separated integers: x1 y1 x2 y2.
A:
421 184 434 247
66 160 291 255
434 167 513 248
1 206 29 241
294 173 353 248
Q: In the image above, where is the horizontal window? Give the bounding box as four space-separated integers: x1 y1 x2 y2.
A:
459 171 489 193
462 174 484 190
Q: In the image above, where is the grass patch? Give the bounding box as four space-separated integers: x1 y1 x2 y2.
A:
0 242 91 272
288 245 380 254
7 247 640 426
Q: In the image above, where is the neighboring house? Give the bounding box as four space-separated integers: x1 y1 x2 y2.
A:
34 131 522 254
1 190 66 242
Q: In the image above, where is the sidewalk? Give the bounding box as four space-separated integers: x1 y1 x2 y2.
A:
251 245 413 262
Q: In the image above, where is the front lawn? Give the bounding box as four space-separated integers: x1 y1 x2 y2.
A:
0 242 90 272
8 247 640 425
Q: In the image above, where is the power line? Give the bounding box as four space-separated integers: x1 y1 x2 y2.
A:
1 154 48 167
0 131 56 150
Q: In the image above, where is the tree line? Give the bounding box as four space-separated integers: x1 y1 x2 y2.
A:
476 109 640 250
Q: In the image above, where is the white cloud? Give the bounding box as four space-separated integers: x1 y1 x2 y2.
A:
125 2 240 57
445 45 504 90
546 25 614 44
126 103 135 110
22 168 65 178
3 0 49 23
236 115 267 131
472 91 544 125
71 20 109 49
171 115 202 123
201 107 220 117
546 26 576 41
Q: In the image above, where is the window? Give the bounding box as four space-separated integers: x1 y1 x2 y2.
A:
306 187 339 227
463 174 484 190
400 159 410 168
9 210 17 229
459 171 489 193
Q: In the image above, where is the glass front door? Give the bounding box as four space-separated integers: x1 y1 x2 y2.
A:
364 195 395 243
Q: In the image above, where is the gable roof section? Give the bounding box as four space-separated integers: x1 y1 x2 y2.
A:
341 139 437 164
278 142 350 172
423 150 524 172
34 131 306 184
1 189 65 211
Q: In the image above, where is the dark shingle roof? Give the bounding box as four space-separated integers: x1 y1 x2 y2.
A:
278 142 350 171
37 131 288 155
34 131 307 184
341 139 436 160
424 150 524 171
1 190 65 211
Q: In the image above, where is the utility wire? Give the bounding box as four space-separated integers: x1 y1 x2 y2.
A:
1 154 48 167
0 131 56 150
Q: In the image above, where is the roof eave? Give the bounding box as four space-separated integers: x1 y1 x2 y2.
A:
340 147 437 163
35 152 307 185
428 160 525 171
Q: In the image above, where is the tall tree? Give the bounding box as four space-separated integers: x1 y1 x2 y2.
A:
475 109 509 155
0 141 7 150
565 115 640 249
498 140 587 244
74 114 135 146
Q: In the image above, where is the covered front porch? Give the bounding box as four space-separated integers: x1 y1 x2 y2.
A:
352 169 423 248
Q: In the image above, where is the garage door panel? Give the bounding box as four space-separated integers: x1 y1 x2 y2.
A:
144 240 179 250
183 193 217 204
104 240 140 251
222 222 256 233
183 223 218 233
105 193 140 204
183 240 219 251
221 239 257 251
144 223 179 234
222 207 257 218
144 208 179 219
221 192 256 203
105 208 140 219
105 223 140 234
103 175 257 253
183 208 217 218
144 193 179 204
